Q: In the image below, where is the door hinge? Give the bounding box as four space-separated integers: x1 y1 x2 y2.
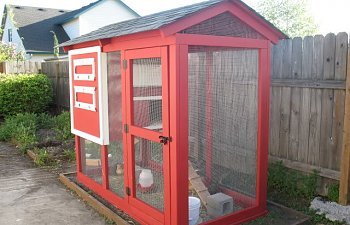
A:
123 59 127 70
126 187 131 196
124 124 129 133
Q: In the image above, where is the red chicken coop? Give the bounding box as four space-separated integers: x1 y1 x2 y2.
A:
61 0 286 224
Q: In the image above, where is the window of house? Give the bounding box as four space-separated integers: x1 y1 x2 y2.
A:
8 29 12 42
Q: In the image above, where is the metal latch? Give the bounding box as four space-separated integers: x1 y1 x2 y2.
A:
159 136 172 145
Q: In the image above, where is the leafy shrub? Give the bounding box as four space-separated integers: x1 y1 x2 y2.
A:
0 74 52 116
36 113 55 129
54 111 73 140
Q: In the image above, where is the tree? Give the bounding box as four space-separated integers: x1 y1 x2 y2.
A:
256 0 318 38
50 31 59 58
0 42 25 62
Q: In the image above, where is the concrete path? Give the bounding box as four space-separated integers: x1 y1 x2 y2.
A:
0 142 106 225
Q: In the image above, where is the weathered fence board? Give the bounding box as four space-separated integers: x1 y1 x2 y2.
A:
0 61 42 74
42 61 69 109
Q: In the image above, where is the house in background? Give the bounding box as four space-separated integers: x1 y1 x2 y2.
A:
0 0 139 61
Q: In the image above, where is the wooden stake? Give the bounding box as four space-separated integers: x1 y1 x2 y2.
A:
339 47 350 205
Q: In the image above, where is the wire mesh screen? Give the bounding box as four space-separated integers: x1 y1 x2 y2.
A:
134 137 164 211
107 51 125 197
131 57 164 211
188 46 258 222
80 138 102 184
180 12 263 39
132 58 163 132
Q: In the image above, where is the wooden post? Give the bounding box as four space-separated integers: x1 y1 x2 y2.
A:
339 47 350 205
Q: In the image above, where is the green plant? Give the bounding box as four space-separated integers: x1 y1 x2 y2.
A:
267 162 345 225
327 183 339 202
36 113 55 129
54 111 73 140
0 113 38 151
34 149 54 167
15 123 37 153
50 31 59 58
63 149 75 161
268 161 318 200
0 74 52 116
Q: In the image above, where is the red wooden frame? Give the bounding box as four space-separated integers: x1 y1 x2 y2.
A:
124 46 171 224
70 1 278 224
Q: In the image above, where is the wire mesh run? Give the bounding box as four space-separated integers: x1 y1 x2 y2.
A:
132 58 163 132
107 51 125 198
80 138 102 184
188 46 259 223
134 137 165 211
180 12 264 39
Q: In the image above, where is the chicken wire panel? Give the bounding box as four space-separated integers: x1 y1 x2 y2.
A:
107 51 125 198
134 137 165 211
132 58 163 132
180 12 264 39
80 138 102 184
188 46 258 221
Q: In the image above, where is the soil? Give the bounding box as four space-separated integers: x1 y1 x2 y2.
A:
33 128 76 174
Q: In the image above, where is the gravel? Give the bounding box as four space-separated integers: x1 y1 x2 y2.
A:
310 197 350 224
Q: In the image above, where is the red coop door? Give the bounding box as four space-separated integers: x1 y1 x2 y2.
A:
124 47 170 224
69 46 109 145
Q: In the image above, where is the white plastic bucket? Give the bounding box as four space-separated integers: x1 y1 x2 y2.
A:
189 197 201 225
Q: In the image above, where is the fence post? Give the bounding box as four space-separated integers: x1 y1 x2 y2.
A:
339 47 350 205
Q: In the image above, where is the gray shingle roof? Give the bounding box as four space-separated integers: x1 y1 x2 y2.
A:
60 0 223 47
7 5 71 54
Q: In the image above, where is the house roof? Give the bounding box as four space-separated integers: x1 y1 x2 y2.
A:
60 0 287 47
1 5 71 54
1 0 140 54
57 0 139 24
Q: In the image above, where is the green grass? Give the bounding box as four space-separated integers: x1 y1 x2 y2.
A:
327 183 339 203
268 161 345 225
34 148 56 167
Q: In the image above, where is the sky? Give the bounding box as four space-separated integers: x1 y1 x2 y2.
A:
0 0 349 35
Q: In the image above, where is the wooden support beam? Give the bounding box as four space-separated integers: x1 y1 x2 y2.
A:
271 79 346 89
59 173 129 225
339 47 350 205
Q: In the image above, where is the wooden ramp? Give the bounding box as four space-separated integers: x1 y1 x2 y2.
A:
189 161 210 206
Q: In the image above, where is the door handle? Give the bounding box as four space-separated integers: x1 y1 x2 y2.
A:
159 136 171 145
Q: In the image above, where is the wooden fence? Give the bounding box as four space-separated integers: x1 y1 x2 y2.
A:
41 61 70 109
0 61 42 74
269 33 348 182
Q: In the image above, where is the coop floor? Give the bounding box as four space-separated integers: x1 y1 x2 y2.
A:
64 171 310 225
86 172 165 211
